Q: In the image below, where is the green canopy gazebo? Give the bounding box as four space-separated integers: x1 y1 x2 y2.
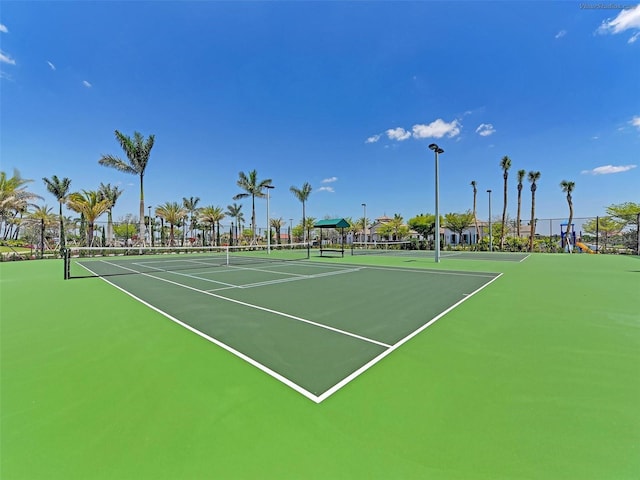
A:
314 218 350 257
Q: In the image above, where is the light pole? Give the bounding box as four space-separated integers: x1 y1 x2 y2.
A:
361 203 367 246
428 143 444 263
289 218 293 244
265 185 275 253
147 206 152 247
487 189 493 252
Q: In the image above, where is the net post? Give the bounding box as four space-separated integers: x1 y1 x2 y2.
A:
226 246 230 266
62 248 70 280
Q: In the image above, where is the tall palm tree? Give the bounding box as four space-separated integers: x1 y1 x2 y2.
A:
470 180 479 244
270 217 284 245
225 202 243 245
182 196 200 240
66 190 110 246
42 175 71 249
155 202 187 246
515 169 526 237
98 130 155 245
199 205 225 246
528 171 541 252
499 155 512 250
1 170 42 239
98 183 123 246
290 182 312 243
560 180 576 253
233 170 272 244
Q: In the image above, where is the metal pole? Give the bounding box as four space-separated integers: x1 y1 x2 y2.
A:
40 218 45 259
362 203 367 246
429 144 444 263
289 218 293 244
148 206 152 247
487 190 493 252
265 185 274 253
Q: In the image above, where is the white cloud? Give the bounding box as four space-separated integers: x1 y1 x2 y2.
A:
47 61 56 70
412 118 461 139
555 30 567 39
581 164 637 175
475 123 496 137
0 50 16 65
386 127 411 141
365 134 381 144
82 80 92 88
631 116 640 130
322 177 338 183
0 24 8 33
629 31 640 43
317 186 335 193
597 4 640 40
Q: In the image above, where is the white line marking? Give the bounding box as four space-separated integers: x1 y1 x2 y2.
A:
78 263 323 403
80 258 500 403
95 259 390 349
316 272 504 403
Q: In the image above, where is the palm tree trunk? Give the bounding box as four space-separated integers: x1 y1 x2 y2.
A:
529 192 536 252
139 173 145 246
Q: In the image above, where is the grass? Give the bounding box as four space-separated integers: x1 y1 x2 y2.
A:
1 253 639 479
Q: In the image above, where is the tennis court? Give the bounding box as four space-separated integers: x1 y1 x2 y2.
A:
69 249 500 402
3 253 639 479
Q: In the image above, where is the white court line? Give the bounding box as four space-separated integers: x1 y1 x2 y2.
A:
358 264 497 278
82 258 500 403
78 262 323 403
315 272 504 403
239 267 362 289
95 259 390 349
518 254 531 263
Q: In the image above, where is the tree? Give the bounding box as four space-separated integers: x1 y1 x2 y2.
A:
98 182 123 246
528 171 541 252
408 213 437 242
199 205 224 246
270 217 284 245
1 169 42 240
233 170 272 244
43 175 71 249
470 180 479 244
444 211 475 245
98 130 155 245
499 155 512 250
290 182 312 243
155 202 187 246
66 190 110 246
183 196 201 240
606 202 640 227
355 216 369 243
560 180 575 252
389 213 406 240
583 217 624 251
225 202 243 245
515 169 526 237
303 217 316 243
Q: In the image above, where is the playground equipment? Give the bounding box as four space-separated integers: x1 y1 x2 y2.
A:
576 242 595 254
560 223 576 252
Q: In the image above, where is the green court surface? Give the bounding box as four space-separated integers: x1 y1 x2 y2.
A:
1 253 639 479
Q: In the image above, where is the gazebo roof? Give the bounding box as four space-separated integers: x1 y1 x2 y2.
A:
314 218 351 228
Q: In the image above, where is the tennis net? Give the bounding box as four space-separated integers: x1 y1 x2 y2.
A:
63 243 310 279
351 241 415 256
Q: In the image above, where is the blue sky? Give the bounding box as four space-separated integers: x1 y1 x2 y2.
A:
1 1 639 230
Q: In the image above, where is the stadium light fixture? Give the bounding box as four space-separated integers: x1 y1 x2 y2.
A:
265 185 275 253
428 143 444 263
